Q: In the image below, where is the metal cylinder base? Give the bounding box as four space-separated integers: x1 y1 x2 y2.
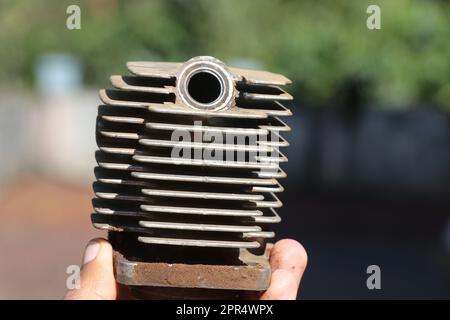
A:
114 248 271 299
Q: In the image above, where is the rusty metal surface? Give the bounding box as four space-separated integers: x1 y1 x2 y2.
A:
91 56 292 292
114 248 271 291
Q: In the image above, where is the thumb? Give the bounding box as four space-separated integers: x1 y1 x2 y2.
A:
64 238 117 300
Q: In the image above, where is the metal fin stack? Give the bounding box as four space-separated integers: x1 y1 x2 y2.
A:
92 56 292 292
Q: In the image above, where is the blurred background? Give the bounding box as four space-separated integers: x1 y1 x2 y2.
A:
0 0 449 299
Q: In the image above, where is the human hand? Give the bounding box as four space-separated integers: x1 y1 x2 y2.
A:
64 238 307 300
64 238 117 300
259 239 308 300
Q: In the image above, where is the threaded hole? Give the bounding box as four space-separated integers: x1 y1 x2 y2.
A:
187 71 222 105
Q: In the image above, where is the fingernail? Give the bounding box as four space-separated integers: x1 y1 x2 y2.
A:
83 241 100 265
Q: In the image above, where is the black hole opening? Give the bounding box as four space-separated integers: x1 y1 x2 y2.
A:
187 71 222 104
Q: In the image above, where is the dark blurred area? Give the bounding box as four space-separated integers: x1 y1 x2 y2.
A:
282 107 450 299
0 0 449 299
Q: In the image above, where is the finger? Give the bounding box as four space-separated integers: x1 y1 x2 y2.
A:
260 269 301 300
265 243 274 255
64 238 117 300
260 239 307 300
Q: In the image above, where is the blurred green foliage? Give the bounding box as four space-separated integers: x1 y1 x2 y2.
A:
0 0 449 109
